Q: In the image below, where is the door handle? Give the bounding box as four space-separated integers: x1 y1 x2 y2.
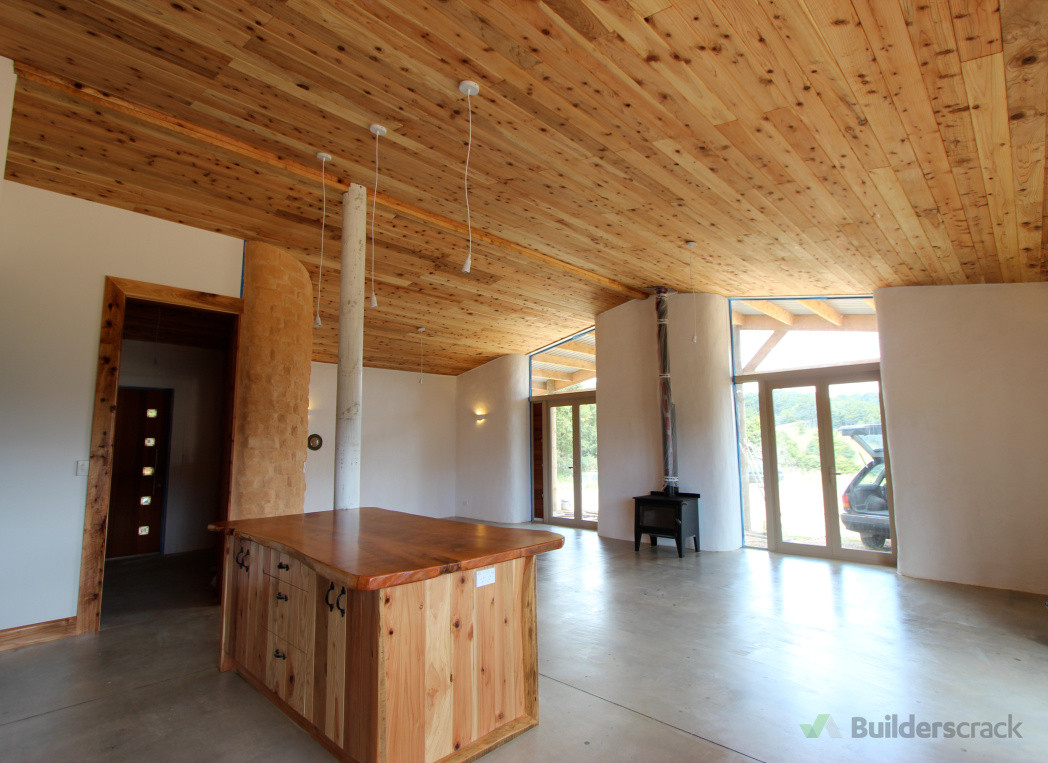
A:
325 582 335 612
273 649 286 660
277 562 290 571
336 587 346 617
276 591 288 602
241 549 249 570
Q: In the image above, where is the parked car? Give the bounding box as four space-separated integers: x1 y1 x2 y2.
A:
839 424 890 549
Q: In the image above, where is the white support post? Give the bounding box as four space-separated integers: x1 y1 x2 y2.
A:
334 184 367 510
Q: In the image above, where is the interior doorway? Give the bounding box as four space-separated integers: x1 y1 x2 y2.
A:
77 277 242 634
539 391 598 529
738 363 896 565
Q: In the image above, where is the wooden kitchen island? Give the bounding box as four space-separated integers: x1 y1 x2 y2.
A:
209 508 563 763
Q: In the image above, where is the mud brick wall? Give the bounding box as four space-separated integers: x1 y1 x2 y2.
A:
229 241 313 519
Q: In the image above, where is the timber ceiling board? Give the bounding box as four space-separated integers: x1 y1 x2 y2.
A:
3 0 1048 374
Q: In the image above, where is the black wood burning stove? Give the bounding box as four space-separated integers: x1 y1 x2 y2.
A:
632 286 701 558
633 491 700 557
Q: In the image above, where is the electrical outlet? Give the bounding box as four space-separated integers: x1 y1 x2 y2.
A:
138 526 150 536
475 567 496 588
75 460 89 476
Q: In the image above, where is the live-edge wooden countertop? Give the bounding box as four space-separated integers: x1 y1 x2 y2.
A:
210 507 564 591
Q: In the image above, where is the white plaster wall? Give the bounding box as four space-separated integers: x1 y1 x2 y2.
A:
0 58 14 205
668 293 743 550
877 283 1048 594
596 295 741 549
595 299 661 541
0 182 243 629
305 363 457 517
455 355 531 524
120 340 226 554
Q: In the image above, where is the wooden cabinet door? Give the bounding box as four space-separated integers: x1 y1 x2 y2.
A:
314 577 348 747
231 539 252 667
243 543 269 678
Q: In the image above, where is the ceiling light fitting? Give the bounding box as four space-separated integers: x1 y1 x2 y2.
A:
368 125 387 308
459 81 479 273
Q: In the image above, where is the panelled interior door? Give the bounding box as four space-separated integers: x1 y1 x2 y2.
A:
106 387 173 558
545 393 597 528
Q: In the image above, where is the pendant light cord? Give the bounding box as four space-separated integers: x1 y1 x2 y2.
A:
690 256 697 343
315 156 329 327
419 330 425 383
371 131 380 306
462 92 473 273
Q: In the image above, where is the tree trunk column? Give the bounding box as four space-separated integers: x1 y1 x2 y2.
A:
334 184 367 509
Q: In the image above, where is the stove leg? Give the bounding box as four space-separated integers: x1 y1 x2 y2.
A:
693 535 699 552
634 528 640 551
651 535 657 547
675 535 683 558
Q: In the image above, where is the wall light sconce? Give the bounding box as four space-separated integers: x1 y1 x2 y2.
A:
474 408 487 424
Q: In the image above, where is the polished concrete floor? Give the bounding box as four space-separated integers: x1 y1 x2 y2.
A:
2 531 1047 761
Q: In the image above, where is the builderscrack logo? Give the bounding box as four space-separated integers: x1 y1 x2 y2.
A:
801 713 1023 740
800 714 842 738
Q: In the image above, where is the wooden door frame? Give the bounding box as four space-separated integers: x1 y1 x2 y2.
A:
76 276 242 635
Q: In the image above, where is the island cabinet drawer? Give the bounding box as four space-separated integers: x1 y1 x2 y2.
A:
264 549 315 591
267 575 315 651
265 631 314 720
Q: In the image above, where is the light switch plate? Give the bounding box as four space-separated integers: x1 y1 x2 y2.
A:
475 567 496 587
138 526 150 536
76 460 89 476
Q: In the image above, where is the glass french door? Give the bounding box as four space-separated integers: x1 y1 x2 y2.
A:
545 394 597 528
756 367 895 563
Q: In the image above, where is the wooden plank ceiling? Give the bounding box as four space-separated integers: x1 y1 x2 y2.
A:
2 0 1047 374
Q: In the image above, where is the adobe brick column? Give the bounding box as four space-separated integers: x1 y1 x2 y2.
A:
228 241 313 519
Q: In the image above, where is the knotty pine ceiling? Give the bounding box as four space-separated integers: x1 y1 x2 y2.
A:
2 0 1046 374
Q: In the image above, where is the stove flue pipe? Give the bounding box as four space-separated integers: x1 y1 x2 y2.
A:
654 287 679 496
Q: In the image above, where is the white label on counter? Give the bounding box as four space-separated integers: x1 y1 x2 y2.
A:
475 567 496 587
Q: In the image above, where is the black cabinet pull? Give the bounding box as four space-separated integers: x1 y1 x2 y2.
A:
241 549 249 571
276 591 289 602
325 582 335 612
273 649 286 660
336 587 346 617
235 548 245 568
277 561 290 571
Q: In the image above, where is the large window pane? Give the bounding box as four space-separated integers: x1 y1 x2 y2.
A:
772 386 826 547
579 403 598 522
829 381 891 553
550 405 574 520
736 382 766 548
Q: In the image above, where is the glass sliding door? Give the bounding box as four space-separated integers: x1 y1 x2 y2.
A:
749 365 894 565
545 393 598 528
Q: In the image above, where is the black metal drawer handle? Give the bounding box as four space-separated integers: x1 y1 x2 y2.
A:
277 562 290 571
336 587 346 617
235 548 245 568
275 591 288 602
241 549 249 570
273 649 286 660
325 582 335 612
